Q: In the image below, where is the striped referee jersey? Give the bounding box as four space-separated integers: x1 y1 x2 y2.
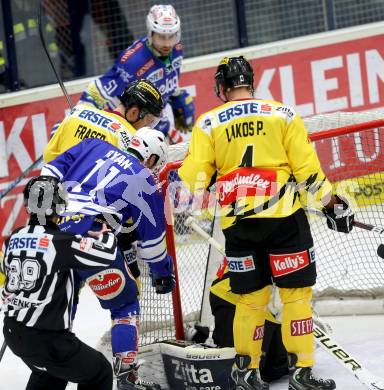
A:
1 218 117 330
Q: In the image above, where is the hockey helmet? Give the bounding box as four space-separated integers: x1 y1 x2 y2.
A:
23 176 68 217
146 4 181 43
214 56 254 99
127 127 168 170
119 79 164 121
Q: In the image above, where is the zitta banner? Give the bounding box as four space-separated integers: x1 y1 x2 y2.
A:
161 340 235 390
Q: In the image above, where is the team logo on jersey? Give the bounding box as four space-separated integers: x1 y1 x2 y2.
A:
260 103 272 114
269 249 312 277
136 58 155 77
87 269 125 300
120 42 143 64
38 236 50 251
227 255 255 272
275 105 296 122
216 167 277 206
147 68 164 83
157 74 178 95
291 317 313 336
172 55 182 69
217 102 260 123
79 238 92 252
110 122 122 131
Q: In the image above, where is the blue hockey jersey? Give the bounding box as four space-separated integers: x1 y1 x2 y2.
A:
80 37 183 110
41 138 171 274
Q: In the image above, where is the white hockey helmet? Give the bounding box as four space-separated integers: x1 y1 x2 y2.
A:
127 127 168 170
146 4 181 42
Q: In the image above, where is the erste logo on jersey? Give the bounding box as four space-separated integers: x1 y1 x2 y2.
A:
227 255 255 272
78 108 118 133
147 68 164 83
217 101 272 124
8 234 51 252
87 268 125 300
269 248 315 277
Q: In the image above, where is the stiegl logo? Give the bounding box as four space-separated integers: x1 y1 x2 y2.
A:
172 359 214 384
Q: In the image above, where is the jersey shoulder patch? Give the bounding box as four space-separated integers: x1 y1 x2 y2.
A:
273 102 297 123
197 111 217 136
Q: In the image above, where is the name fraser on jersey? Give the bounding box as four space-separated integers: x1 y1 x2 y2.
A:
74 125 107 141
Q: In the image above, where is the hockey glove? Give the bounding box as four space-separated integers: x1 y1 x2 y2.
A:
150 255 176 294
170 89 195 131
322 196 354 233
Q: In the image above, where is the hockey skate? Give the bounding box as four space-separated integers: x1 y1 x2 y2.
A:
114 356 161 390
287 353 335 390
231 354 269 390
289 367 336 390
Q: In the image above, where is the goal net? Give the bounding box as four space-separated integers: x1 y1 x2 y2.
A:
137 110 384 347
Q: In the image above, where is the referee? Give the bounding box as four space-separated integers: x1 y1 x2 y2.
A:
1 176 118 390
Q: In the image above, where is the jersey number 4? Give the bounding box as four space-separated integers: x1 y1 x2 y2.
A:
240 145 254 167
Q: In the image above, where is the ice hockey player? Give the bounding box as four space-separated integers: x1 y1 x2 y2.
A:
1 175 118 390
179 56 354 389
41 129 174 390
79 4 195 144
45 79 164 163
211 260 289 382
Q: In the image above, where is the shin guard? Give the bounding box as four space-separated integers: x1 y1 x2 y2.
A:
279 287 314 367
233 286 270 368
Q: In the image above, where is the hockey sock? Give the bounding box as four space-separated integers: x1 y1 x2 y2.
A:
111 316 139 370
233 286 270 368
279 287 314 367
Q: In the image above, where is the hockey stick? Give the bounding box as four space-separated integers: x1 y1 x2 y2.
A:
0 1 75 201
185 215 384 390
0 340 6 364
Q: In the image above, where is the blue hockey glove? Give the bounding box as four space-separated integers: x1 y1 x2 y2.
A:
170 89 195 131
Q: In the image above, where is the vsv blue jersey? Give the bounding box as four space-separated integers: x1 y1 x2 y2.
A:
80 37 183 110
41 139 170 274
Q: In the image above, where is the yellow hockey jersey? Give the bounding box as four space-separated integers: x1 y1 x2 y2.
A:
178 98 332 230
43 104 136 163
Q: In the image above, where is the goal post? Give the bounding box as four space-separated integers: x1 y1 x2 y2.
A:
137 112 384 347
